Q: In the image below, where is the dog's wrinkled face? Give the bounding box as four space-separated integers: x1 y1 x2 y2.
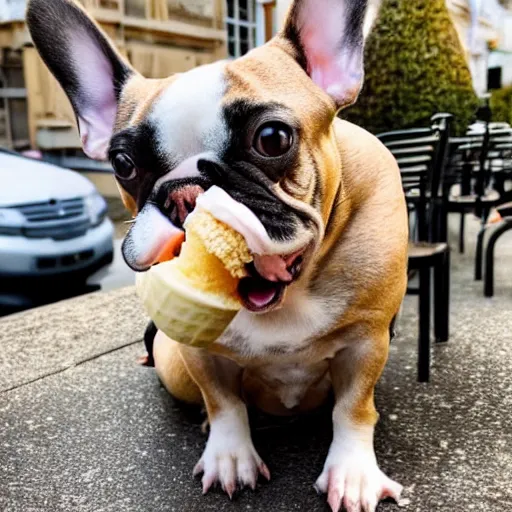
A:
27 0 368 311
113 53 340 272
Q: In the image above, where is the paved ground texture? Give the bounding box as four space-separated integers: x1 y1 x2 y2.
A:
1 215 512 512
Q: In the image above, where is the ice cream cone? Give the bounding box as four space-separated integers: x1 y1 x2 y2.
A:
136 208 252 347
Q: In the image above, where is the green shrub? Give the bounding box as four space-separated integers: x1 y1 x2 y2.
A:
490 86 512 125
343 0 479 136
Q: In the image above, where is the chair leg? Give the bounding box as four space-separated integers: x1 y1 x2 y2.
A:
431 202 444 244
445 249 451 340
434 250 450 343
439 202 448 244
484 222 512 297
418 266 431 382
459 212 465 254
474 226 486 281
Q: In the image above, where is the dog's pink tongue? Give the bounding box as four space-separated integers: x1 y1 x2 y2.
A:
253 254 295 282
247 288 277 308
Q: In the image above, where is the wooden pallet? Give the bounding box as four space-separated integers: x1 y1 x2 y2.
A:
11 0 227 151
83 0 221 25
81 0 226 43
82 0 124 12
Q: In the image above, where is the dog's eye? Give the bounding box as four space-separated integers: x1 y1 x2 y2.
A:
112 153 137 180
254 122 293 158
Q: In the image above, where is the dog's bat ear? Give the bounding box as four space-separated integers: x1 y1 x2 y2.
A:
280 0 368 110
26 0 135 160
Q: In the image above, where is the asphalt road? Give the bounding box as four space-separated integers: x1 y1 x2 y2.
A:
0 238 134 318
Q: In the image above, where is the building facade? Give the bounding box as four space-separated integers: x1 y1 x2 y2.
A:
0 0 227 152
447 0 512 94
1 0 511 155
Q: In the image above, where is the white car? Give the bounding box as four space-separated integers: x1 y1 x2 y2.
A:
0 150 114 313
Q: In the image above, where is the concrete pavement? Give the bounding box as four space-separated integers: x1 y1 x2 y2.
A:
2 215 512 511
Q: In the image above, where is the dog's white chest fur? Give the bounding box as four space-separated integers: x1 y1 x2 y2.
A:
218 286 342 357
258 363 328 409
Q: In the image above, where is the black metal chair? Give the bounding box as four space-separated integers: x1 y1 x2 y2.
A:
378 114 452 382
489 138 512 205
444 124 511 280
483 202 512 297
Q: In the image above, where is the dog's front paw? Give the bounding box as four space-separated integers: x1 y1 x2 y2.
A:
193 409 270 498
315 442 402 512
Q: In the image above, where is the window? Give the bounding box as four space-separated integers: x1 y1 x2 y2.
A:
226 0 257 58
488 66 502 90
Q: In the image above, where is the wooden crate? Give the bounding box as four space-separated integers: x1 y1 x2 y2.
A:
151 0 214 21
125 0 150 18
127 41 198 77
23 46 77 149
81 0 124 13
84 0 224 25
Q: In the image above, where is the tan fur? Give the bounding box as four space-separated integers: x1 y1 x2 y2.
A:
133 39 408 422
114 74 180 215
45 0 407 460
153 332 202 405
156 118 407 422
116 181 138 217
117 74 177 128
28 0 408 503
109 40 407 425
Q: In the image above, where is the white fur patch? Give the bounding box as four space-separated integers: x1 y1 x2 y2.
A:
315 423 403 511
193 405 268 494
259 362 329 409
150 61 228 163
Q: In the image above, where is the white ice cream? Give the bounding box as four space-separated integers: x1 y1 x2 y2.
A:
189 186 311 257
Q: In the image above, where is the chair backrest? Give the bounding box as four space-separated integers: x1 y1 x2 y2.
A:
446 123 511 199
445 134 486 196
377 114 453 242
487 127 512 172
378 125 440 241
431 113 453 201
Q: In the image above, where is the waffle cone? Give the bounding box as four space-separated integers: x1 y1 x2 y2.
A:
136 209 249 347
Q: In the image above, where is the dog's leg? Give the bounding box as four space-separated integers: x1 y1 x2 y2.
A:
175 344 270 497
315 330 402 512
153 332 203 404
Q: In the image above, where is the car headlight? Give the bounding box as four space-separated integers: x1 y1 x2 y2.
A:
85 192 108 227
0 208 24 236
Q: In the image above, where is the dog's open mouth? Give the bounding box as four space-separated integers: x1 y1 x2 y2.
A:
156 240 302 314
238 255 303 313
158 185 308 313
163 240 304 313
158 184 307 314
124 183 309 313
238 276 286 312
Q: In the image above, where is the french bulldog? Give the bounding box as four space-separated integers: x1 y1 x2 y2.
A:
27 0 409 510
